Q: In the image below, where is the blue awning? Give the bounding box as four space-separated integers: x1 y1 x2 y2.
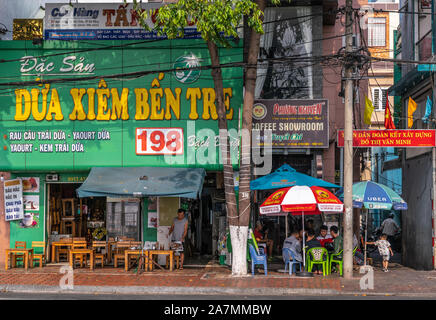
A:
250 164 340 190
76 167 205 199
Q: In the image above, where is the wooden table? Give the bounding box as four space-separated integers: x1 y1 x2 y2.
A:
147 250 174 271
51 241 73 263
69 248 94 270
5 248 34 271
124 249 149 272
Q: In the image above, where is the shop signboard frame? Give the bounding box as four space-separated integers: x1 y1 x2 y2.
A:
252 99 329 149
44 2 199 40
0 39 243 171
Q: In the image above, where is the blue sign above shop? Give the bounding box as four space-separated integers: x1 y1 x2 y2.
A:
44 3 199 40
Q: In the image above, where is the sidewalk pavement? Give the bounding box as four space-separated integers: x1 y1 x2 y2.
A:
0 261 436 297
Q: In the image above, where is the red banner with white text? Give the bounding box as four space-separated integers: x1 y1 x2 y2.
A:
337 130 436 148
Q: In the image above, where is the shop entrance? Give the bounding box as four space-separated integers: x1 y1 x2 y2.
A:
47 183 141 243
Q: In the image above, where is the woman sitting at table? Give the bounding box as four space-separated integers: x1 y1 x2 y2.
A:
254 221 274 261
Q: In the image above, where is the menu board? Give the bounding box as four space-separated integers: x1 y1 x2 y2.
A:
4 179 24 221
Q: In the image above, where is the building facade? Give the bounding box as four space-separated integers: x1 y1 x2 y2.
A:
0 0 370 267
364 0 403 235
389 0 435 270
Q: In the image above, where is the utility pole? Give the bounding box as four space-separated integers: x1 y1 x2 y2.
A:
343 0 354 279
431 0 436 270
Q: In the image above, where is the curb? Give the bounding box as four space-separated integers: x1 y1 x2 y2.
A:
1 285 435 297
0 284 339 296
338 291 436 298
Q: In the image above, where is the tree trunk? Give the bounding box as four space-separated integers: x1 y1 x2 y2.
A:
239 0 266 228
206 42 239 235
207 0 266 276
231 0 266 276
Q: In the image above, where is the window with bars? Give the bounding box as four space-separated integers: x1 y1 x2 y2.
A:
372 88 388 110
368 17 386 47
106 200 141 240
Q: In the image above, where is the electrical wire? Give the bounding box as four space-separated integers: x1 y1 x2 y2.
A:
0 51 341 90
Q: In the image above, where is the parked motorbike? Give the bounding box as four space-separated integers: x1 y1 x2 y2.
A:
360 226 378 254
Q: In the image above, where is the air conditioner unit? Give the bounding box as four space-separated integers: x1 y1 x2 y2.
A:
46 174 59 182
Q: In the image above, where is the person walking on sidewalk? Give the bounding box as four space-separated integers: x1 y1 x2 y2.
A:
366 234 394 272
169 208 188 270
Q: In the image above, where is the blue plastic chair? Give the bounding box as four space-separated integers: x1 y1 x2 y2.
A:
283 248 302 275
248 244 268 276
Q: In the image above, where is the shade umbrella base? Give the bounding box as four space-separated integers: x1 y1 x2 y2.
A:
295 271 314 277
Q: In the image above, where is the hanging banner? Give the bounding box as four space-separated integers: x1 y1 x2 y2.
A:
337 129 436 148
252 99 329 148
3 179 24 221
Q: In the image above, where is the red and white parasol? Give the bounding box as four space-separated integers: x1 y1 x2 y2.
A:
260 185 343 215
259 185 343 274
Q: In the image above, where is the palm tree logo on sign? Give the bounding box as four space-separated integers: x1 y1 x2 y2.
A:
173 53 202 84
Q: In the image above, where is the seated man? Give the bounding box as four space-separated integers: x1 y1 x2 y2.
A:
254 221 273 260
330 225 343 257
306 229 324 274
316 225 333 247
282 230 303 263
306 229 322 249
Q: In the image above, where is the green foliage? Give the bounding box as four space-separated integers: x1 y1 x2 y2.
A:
133 0 265 47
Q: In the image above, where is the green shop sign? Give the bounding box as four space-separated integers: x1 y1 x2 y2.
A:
0 40 243 171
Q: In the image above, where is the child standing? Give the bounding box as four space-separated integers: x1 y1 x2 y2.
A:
366 234 394 272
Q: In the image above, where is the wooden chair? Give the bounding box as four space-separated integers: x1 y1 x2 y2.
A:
12 241 27 267
130 241 142 248
119 237 134 241
61 217 76 236
113 242 131 268
57 238 72 262
126 241 142 267
32 241 46 268
71 240 87 268
92 241 107 268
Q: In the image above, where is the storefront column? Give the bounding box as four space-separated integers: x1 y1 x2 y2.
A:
0 172 11 266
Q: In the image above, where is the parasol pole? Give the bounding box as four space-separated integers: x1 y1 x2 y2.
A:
285 214 288 238
295 210 313 276
302 211 306 270
364 208 368 266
